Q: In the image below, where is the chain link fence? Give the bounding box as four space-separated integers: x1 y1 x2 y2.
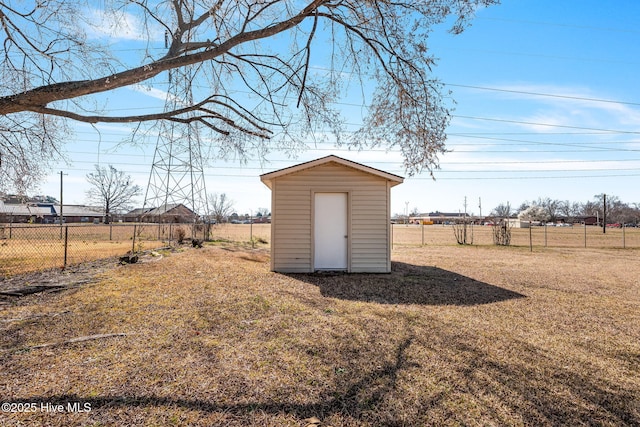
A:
0 222 271 278
391 223 640 249
0 224 155 277
4 221 636 278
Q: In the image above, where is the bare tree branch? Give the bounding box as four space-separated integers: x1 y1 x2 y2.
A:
86 165 142 223
1 0 498 193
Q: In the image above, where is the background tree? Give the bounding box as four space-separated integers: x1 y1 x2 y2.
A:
208 192 234 224
536 197 561 223
518 205 550 223
516 201 531 214
558 200 571 221
255 207 270 218
491 202 512 219
570 201 583 220
0 0 497 193
581 200 601 223
86 165 142 224
593 193 637 225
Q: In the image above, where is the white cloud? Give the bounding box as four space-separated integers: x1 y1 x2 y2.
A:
83 7 163 42
129 84 199 109
130 85 171 102
487 83 640 132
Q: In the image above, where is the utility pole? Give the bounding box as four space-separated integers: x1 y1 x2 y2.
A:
478 197 482 219
405 201 409 225
602 194 607 234
463 196 468 219
59 171 67 238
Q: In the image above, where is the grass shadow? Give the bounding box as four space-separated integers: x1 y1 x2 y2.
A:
6 330 637 426
2 335 435 425
285 261 525 306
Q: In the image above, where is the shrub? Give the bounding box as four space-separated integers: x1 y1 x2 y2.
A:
453 220 474 245
492 219 512 246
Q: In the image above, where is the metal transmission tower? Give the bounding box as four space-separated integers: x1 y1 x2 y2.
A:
143 64 208 220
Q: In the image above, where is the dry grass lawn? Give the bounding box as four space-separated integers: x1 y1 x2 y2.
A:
1 242 639 426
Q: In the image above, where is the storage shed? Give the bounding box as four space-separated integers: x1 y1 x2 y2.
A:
260 155 403 273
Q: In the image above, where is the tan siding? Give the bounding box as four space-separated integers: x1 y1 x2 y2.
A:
270 161 392 273
272 174 311 272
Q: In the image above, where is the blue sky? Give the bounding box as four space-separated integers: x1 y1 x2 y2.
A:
37 0 640 217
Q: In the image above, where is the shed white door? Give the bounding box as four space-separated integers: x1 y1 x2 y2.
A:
314 192 348 270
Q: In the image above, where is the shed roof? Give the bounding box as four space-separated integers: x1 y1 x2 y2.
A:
260 155 404 189
145 204 196 216
0 202 54 216
126 207 152 216
52 205 103 216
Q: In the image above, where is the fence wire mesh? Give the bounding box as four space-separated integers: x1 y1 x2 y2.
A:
0 222 271 278
2 222 637 278
0 223 198 277
391 223 640 249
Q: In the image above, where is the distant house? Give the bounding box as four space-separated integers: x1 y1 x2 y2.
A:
577 216 598 226
506 218 532 228
0 201 51 223
260 155 403 273
50 204 104 223
126 204 197 223
0 201 102 224
122 208 150 223
409 211 471 225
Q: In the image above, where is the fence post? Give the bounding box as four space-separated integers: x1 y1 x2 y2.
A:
63 226 69 268
544 224 547 247
529 224 533 252
622 224 626 249
109 223 113 241
584 223 587 248
391 223 394 250
421 221 424 246
8 222 11 239
132 224 137 253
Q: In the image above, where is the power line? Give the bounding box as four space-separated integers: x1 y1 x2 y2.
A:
63 151 640 167
453 115 640 135
59 72 640 122
447 134 640 152
445 84 640 107
475 16 640 35
433 173 640 181
51 165 640 181
58 152 640 175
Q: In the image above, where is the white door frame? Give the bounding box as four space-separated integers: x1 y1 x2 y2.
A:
312 191 350 271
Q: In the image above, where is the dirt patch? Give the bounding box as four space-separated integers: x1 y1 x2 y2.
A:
0 248 170 304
